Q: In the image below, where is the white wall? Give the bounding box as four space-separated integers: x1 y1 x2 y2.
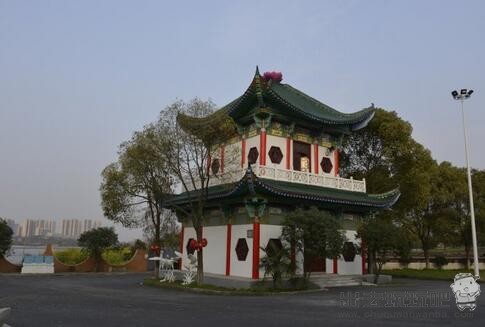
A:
230 224 254 278
202 226 227 275
337 230 362 275
222 141 241 173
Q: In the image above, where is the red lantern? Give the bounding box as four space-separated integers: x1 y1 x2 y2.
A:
201 238 208 247
189 239 197 250
150 244 161 255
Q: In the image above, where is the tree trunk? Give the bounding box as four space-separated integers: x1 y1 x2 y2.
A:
196 226 204 285
154 213 161 279
423 248 430 269
368 251 377 274
464 246 471 270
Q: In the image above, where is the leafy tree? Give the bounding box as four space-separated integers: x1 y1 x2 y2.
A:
433 162 485 269
472 170 485 246
133 239 147 250
0 218 13 257
341 108 437 268
100 124 173 277
157 99 237 285
260 241 292 288
357 215 400 283
281 207 344 280
78 227 118 271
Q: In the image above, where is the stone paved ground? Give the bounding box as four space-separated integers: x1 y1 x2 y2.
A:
0 273 483 326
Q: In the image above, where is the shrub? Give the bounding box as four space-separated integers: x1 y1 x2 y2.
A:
260 240 292 289
433 255 449 269
102 247 134 265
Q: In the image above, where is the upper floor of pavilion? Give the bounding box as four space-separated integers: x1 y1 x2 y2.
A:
176 68 379 195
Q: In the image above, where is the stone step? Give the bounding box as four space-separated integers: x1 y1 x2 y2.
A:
311 275 364 288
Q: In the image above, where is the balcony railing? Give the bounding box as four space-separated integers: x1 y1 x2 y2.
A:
177 165 366 193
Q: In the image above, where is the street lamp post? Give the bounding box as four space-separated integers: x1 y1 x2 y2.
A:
451 88 480 279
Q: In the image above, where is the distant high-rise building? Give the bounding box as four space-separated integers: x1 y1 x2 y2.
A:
19 219 37 237
34 219 56 236
60 219 100 238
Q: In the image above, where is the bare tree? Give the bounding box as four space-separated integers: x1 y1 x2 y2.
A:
157 98 237 284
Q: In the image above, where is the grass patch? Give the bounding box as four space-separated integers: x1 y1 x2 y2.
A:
383 269 484 282
143 278 320 295
54 248 88 265
102 247 134 265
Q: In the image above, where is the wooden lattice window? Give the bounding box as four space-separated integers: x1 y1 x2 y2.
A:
342 242 356 262
211 159 220 175
268 146 283 164
320 157 333 174
235 238 249 261
247 147 259 165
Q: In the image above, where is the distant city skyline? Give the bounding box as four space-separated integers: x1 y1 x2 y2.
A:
5 218 103 239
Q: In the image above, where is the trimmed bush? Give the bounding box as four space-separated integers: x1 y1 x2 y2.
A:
433 255 449 269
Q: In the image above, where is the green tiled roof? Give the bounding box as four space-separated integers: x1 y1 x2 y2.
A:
267 82 375 126
256 178 400 208
181 68 375 131
165 170 400 210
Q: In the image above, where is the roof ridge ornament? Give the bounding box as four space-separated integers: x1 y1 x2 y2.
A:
263 71 283 83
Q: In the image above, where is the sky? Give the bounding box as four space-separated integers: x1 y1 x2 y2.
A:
1 0 484 241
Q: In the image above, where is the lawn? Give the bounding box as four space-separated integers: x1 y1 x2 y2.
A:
382 269 484 282
143 278 320 295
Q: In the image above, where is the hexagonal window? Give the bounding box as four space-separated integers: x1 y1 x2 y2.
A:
268 146 283 164
211 158 220 175
235 238 249 261
247 147 259 165
342 242 356 262
320 157 333 174
186 238 196 255
265 238 283 257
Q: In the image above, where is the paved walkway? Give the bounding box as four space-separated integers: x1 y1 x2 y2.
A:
0 273 483 326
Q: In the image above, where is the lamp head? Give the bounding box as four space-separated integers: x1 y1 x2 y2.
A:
461 89 468 95
451 90 459 99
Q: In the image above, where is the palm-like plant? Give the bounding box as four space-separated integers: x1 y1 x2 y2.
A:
260 240 292 289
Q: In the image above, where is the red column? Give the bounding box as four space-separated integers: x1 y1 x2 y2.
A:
225 224 232 276
220 145 225 173
334 149 339 176
361 239 367 274
259 129 266 166
179 226 184 269
252 220 260 279
241 138 246 168
333 257 338 274
313 143 319 174
286 137 291 170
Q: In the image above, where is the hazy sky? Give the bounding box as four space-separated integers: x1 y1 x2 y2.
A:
1 1 484 241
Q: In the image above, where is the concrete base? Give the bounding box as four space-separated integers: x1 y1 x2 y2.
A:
362 274 392 284
169 270 369 289
21 264 54 274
